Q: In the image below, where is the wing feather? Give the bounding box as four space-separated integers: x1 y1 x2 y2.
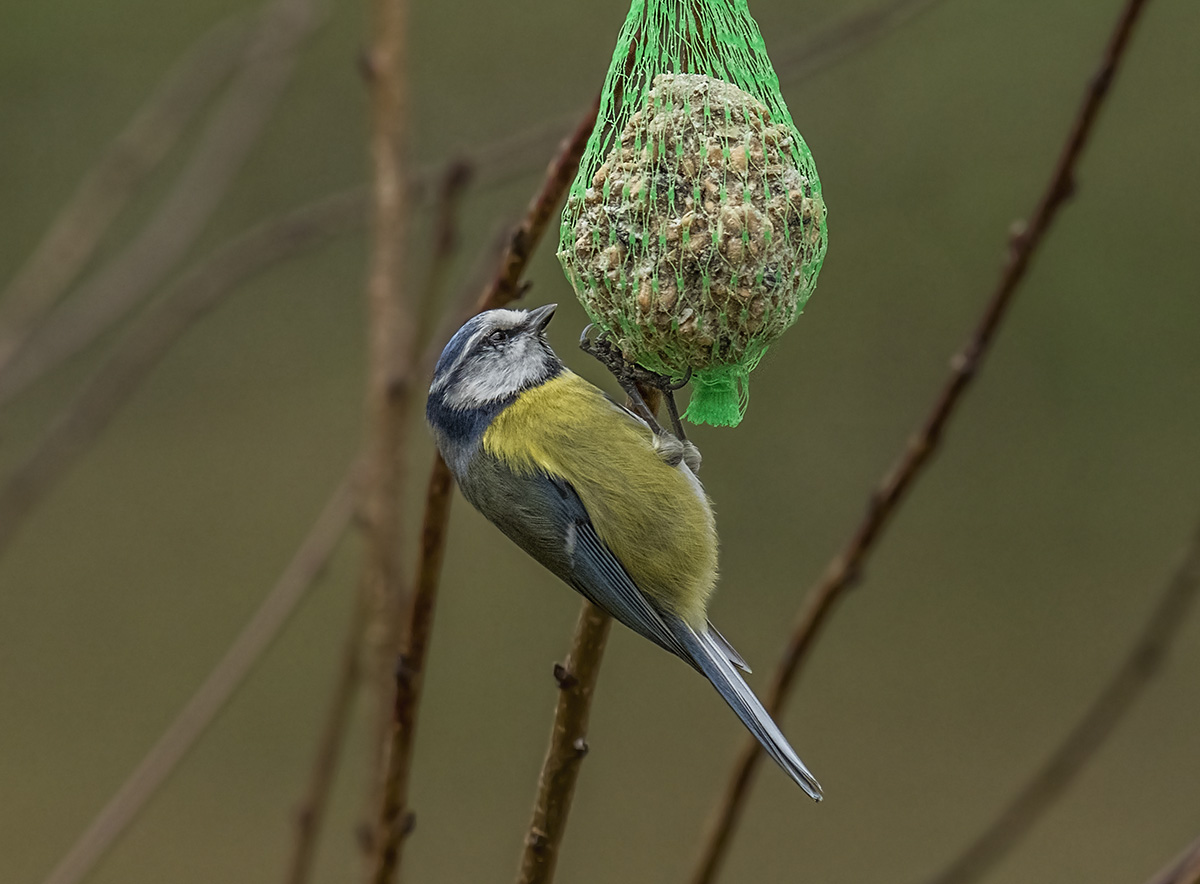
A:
459 453 691 661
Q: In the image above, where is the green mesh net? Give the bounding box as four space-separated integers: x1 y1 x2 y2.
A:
558 0 827 427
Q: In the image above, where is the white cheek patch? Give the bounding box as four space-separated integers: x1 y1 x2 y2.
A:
443 335 548 408
429 310 529 396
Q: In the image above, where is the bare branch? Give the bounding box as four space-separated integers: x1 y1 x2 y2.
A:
366 94 598 883
771 0 946 83
416 0 944 202
0 16 251 376
413 161 474 345
283 161 470 884
38 471 357 884
922 517 1200 884
689 2 1157 882
0 0 325 407
360 0 417 879
516 603 613 884
0 0 932 412
284 569 369 884
1145 834 1200 884
476 94 600 314
0 191 364 561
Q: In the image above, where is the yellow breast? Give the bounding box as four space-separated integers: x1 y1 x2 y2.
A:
482 371 717 626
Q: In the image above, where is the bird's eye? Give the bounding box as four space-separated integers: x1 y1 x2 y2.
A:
488 329 508 345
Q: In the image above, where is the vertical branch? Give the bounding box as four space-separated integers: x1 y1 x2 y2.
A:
284 163 469 884
516 603 613 884
688 1 1156 882
514 384 658 884
365 97 598 884
359 0 414 828
284 571 368 884
367 458 453 884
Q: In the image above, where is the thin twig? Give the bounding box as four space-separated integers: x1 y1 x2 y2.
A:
922 517 1200 884
1145 833 1200 884
366 92 599 884
284 161 471 884
476 94 600 314
414 0 943 202
0 0 324 407
284 559 369 884
513 376 658 884
0 191 364 562
772 0 945 83
0 15 251 377
0 0 930 412
38 472 357 884
412 161 475 357
360 0 417 877
689 1 1155 881
516 603 614 884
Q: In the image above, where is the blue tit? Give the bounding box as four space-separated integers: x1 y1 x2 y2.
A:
426 304 822 800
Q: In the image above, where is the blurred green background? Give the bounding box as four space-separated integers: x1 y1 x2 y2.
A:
2 0 1199 883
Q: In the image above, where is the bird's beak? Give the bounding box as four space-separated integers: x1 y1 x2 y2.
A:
527 303 556 333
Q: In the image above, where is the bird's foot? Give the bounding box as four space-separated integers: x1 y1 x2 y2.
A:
579 325 692 444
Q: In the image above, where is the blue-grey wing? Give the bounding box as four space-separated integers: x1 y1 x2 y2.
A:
459 451 691 662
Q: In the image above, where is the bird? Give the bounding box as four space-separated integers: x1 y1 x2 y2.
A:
425 303 822 800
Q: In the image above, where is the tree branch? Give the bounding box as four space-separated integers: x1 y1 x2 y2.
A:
0 15 251 377
37 471 357 884
771 0 945 84
359 0 417 878
283 562 369 884
0 0 324 407
1144 834 1200 884
689 1 1156 881
0 0 932 414
366 93 598 884
0 191 364 562
921 517 1200 884
476 94 600 313
282 161 470 884
516 603 613 884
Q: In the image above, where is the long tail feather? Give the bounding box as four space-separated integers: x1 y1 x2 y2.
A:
671 619 822 801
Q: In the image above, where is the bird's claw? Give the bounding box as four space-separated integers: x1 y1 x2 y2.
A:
578 325 692 442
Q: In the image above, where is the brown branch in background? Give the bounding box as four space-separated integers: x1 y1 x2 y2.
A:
284 574 369 884
0 0 930 415
689 1 1156 882
0 0 324 408
922 517 1200 884
406 0 941 201
0 16 251 377
516 603 613 884
772 0 945 83
360 0 417 877
1145 834 1200 884
412 161 474 348
367 95 598 884
476 94 600 314
38 472 357 884
0 191 364 561
513 374 656 884
283 161 470 884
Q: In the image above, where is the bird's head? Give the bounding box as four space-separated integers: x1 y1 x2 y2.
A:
426 304 561 449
